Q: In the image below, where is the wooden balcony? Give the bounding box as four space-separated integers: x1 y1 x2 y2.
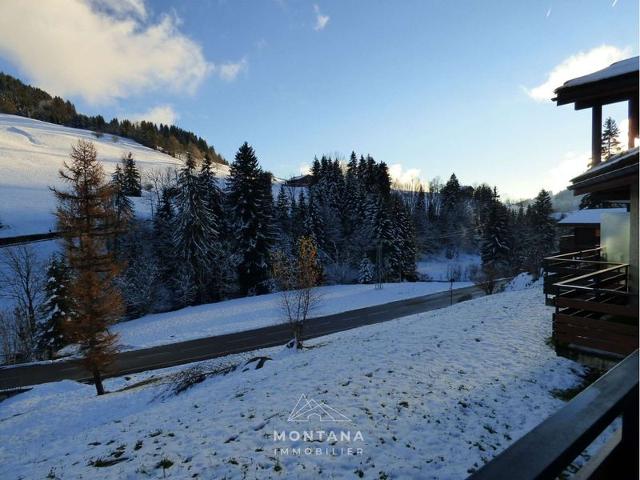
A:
543 247 608 302
544 249 639 359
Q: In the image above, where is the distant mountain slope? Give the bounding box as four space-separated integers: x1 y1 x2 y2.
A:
0 114 229 238
0 72 226 165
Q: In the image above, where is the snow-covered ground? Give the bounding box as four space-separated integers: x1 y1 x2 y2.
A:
113 282 472 350
0 114 229 237
417 252 481 281
0 285 588 479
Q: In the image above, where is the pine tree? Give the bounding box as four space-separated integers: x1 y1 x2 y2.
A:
480 188 511 274
52 139 125 395
110 165 134 238
440 173 463 258
226 143 275 295
36 255 74 358
120 152 141 196
413 185 428 252
525 189 556 275
392 195 417 281
154 187 175 281
358 257 375 284
275 184 291 243
601 117 621 161
116 223 159 318
172 153 218 305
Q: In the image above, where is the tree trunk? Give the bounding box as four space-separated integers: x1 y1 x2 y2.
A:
294 321 303 349
92 367 105 395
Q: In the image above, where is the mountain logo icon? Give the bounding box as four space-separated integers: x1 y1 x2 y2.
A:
287 394 351 422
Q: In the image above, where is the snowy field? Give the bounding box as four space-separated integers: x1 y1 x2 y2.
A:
417 252 481 281
0 114 228 237
113 281 472 350
0 285 588 479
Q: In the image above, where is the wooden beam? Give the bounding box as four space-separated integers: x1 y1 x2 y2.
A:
629 96 639 149
592 105 602 166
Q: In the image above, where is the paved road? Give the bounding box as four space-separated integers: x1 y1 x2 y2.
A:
0 283 490 390
0 231 60 248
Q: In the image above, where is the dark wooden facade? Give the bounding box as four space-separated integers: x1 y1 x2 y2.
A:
546 57 639 361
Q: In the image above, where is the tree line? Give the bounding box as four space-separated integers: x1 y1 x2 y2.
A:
0 72 226 164
0 140 557 392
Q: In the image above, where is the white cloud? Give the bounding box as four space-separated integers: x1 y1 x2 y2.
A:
525 45 631 102
130 105 178 126
544 151 590 193
0 0 214 104
313 4 330 31
389 163 422 185
299 163 311 175
218 58 248 82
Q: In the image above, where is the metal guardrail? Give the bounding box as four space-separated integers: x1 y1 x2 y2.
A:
468 350 639 480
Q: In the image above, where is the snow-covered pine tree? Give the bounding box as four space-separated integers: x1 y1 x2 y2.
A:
154 188 174 270
368 196 395 281
413 185 428 252
36 255 74 358
526 189 556 275
391 194 417 281
172 153 218 304
472 184 494 248
110 164 134 234
508 203 527 272
292 190 308 241
440 173 463 258
121 152 142 197
275 184 291 245
358 257 375 284
226 143 275 295
116 223 159 318
480 187 511 275
199 155 223 224
601 117 621 161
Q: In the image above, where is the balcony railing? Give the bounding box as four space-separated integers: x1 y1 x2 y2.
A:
468 350 639 480
543 247 613 300
553 264 638 357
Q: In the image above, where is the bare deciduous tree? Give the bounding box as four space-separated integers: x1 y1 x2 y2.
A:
0 308 35 364
272 236 321 349
0 246 45 357
144 167 178 215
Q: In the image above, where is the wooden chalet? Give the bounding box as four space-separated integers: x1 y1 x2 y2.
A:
556 207 627 253
544 57 639 362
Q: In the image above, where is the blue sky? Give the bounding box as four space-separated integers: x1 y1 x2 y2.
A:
0 0 637 198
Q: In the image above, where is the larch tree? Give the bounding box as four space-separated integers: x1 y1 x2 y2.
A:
53 139 125 395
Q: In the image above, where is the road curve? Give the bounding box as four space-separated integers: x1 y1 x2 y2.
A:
0 283 489 390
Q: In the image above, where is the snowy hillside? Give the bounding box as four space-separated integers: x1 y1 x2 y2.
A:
0 114 229 237
0 286 588 479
